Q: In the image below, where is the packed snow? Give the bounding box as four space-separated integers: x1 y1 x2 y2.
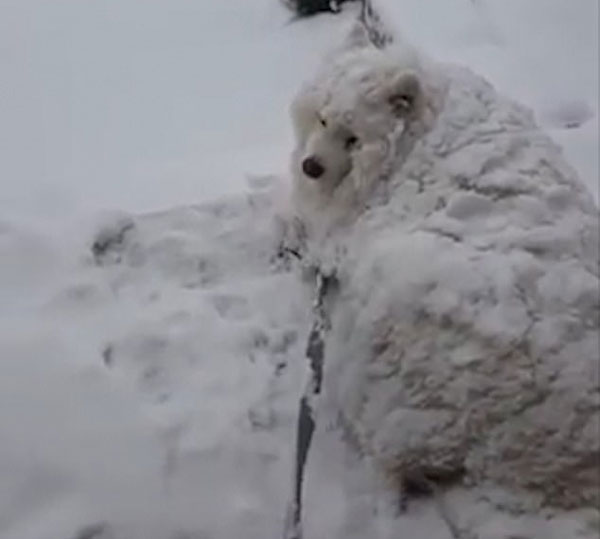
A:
0 1 598 538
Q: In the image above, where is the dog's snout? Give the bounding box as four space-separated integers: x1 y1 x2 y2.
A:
302 157 325 179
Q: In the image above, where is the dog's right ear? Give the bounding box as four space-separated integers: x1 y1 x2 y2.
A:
387 72 423 118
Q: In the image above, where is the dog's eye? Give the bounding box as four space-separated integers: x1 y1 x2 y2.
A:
319 116 327 128
345 135 358 149
390 93 414 112
399 94 413 108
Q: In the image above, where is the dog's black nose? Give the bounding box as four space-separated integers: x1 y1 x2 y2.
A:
302 157 324 179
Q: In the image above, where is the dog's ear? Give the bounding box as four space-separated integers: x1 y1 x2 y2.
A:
387 71 423 118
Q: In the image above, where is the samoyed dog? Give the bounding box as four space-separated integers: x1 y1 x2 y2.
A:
287 21 599 512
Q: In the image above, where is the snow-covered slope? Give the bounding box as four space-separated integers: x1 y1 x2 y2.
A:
0 182 312 539
0 1 597 538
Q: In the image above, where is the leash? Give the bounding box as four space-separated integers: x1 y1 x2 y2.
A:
281 3 392 535
283 269 336 539
359 0 395 49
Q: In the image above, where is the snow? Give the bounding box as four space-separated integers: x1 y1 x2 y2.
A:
0 1 597 538
1 185 312 539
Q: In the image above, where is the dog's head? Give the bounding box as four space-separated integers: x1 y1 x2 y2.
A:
290 47 425 193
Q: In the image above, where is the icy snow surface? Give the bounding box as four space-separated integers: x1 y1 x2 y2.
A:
0 1 598 538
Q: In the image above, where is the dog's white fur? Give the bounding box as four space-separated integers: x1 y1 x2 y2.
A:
286 22 599 511
289 27 443 240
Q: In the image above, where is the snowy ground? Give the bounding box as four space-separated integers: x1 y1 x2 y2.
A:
0 1 598 538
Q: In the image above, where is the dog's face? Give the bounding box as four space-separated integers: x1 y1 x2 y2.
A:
295 111 358 187
291 49 424 192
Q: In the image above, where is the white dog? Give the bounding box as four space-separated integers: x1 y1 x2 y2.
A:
288 23 600 513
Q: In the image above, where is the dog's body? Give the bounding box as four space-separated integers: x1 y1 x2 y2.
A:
287 23 600 511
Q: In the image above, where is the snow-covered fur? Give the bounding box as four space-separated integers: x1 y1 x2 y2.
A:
289 28 443 243
290 25 600 510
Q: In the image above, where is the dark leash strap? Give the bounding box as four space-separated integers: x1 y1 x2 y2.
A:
281 4 391 535
283 269 335 539
359 0 394 49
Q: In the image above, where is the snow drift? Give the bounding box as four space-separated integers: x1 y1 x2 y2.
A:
86 182 310 538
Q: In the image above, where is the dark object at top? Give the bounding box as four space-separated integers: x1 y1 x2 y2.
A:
284 0 356 17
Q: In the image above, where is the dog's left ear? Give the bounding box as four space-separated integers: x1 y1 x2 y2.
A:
387 72 422 118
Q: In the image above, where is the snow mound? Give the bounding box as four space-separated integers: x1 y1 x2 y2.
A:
291 42 600 512
85 181 312 538
0 182 313 539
